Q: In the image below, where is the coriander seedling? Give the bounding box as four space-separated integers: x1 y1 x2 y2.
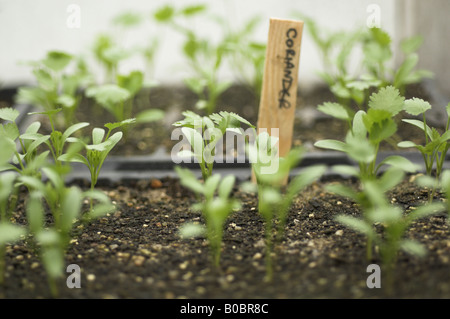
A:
315 86 418 180
154 4 231 115
0 143 25 285
223 15 266 102
22 165 114 297
176 166 240 268
334 176 444 292
173 110 254 181
59 119 134 211
245 134 326 281
16 51 93 128
398 101 450 201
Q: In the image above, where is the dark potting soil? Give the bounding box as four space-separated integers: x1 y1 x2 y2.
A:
1 174 450 299
32 82 436 157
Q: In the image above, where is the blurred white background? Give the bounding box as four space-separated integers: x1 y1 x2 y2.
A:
0 0 400 89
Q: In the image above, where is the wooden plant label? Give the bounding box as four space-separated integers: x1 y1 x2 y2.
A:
254 18 304 183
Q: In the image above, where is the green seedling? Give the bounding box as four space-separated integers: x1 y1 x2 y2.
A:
16 51 93 128
86 79 163 134
363 28 433 95
416 170 450 224
110 11 159 83
0 108 51 178
0 144 26 285
173 110 254 180
19 109 89 167
334 173 444 292
222 15 266 101
116 70 165 125
328 167 406 261
22 165 114 297
244 134 326 281
154 4 231 115
296 12 432 108
176 166 240 268
398 101 450 200
92 33 130 83
59 119 134 211
85 84 131 123
111 11 143 29
315 86 418 180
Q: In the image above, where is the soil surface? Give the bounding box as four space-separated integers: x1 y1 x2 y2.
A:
1 174 450 299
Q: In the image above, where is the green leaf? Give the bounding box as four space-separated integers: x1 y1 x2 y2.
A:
40 244 64 280
403 98 431 116
260 187 282 205
88 203 115 219
331 165 359 177
42 51 73 72
181 127 204 159
112 11 142 28
335 215 376 238
394 53 419 88
175 166 204 195
102 46 130 64
184 77 206 95
400 36 423 55
60 187 82 233
15 87 48 108
0 107 20 122
314 139 346 152
367 117 397 144
204 174 220 199
397 141 419 149
352 110 367 139
86 84 131 108
0 223 25 245
28 108 61 117
399 240 426 257
181 4 207 16
218 175 235 199
104 118 137 131
26 135 51 156
33 68 56 91
317 102 350 121
377 168 405 192
42 167 65 190
58 153 89 166
368 86 405 116
179 223 205 239
367 205 402 224
377 155 418 173
56 94 76 108
62 122 89 140
0 123 20 141
136 109 164 123
441 170 450 190
402 119 433 139
344 134 376 164
326 183 358 201
26 192 44 234
406 202 445 222
117 70 144 96
154 5 175 22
